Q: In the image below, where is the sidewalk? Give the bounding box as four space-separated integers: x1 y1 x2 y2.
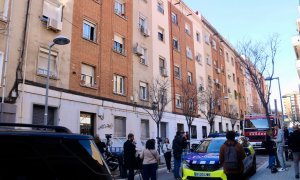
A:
251 160 296 180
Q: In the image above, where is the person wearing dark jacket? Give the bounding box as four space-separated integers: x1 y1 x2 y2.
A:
284 126 289 161
219 131 246 180
288 125 300 179
123 133 136 180
172 131 186 180
263 134 276 168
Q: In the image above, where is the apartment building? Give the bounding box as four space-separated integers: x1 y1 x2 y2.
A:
0 0 266 146
292 3 300 79
282 92 300 122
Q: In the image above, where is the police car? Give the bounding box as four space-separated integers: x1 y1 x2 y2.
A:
181 136 256 180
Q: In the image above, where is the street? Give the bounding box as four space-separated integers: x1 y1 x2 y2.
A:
114 153 268 180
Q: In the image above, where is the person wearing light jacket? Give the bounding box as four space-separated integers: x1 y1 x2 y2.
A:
274 125 287 171
162 138 172 173
140 139 160 180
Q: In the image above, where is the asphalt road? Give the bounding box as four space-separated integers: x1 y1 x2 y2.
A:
127 153 268 180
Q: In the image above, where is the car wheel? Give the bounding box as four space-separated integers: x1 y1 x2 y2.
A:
250 156 256 175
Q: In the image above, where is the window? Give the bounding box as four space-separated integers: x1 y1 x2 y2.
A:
114 0 125 16
33 104 56 126
140 47 147 65
83 20 96 42
113 34 125 55
195 53 202 64
226 123 229 131
211 39 216 50
176 94 182 108
220 48 223 56
173 38 180 51
208 75 212 85
187 72 192 84
81 64 95 87
219 122 222 133
160 122 167 138
0 0 10 21
206 54 211 65
226 52 229 62
157 1 164 14
139 82 148 100
113 74 125 95
185 23 191 35
188 99 194 111
141 119 150 139
231 57 234 66
42 0 63 30
202 126 207 138
139 14 149 36
174 66 181 79
80 112 95 136
233 73 236 83
171 12 177 25
114 116 126 137
191 125 197 139
196 32 201 42
158 27 164 41
37 47 57 78
177 123 184 132
204 34 210 44
159 56 166 74
186 46 193 59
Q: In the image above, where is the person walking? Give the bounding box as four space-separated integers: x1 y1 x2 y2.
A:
94 135 106 155
219 131 246 180
283 126 290 161
162 138 172 173
288 125 300 179
140 139 160 180
172 131 186 180
274 125 288 171
123 133 136 180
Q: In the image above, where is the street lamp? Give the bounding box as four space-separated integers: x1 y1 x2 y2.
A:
44 35 70 125
265 77 284 125
220 96 229 132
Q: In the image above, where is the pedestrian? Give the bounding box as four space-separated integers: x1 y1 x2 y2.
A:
123 133 136 180
162 138 172 173
94 135 106 154
172 131 186 180
140 139 160 180
219 131 246 180
262 134 276 169
288 125 300 179
283 126 289 161
274 125 288 171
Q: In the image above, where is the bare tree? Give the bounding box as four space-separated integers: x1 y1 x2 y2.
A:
142 78 172 153
181 83 199 147
237 34 279 127
198 86 222 134
228 105 239 130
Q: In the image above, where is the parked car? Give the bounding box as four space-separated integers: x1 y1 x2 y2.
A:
181 136 256 180
0 123 113 180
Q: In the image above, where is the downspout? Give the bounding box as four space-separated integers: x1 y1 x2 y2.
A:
19 0 31 123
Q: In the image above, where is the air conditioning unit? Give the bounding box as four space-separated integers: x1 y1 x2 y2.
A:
134 45 143 56
140 26 150 37
47 18 62 31
161 68 168 77
215 79 219 84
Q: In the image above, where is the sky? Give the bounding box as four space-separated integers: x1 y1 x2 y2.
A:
184 0 300 110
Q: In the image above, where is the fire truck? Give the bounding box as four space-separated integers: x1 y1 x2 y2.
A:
243 114 280 150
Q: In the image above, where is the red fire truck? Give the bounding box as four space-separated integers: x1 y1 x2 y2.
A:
243 114 280 150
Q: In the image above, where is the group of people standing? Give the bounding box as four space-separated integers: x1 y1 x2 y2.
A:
122 131 188 180
264 124 300 178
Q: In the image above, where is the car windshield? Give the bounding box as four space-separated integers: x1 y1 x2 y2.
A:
245 118 269 129
195 139 226 153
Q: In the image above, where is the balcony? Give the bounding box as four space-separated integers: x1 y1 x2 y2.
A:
292 35 300 59
296 59 300 78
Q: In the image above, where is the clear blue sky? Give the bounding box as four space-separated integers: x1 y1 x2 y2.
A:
184 0 300 110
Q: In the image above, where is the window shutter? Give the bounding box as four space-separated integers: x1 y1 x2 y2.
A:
114 34 123 44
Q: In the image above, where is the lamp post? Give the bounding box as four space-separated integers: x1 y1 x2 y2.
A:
44 36 70 125
265 77 284 125
220 96 229 132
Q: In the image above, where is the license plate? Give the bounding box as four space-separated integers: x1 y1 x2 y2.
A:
194 172 211 177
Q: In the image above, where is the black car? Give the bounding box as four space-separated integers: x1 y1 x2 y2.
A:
0 123 113 180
